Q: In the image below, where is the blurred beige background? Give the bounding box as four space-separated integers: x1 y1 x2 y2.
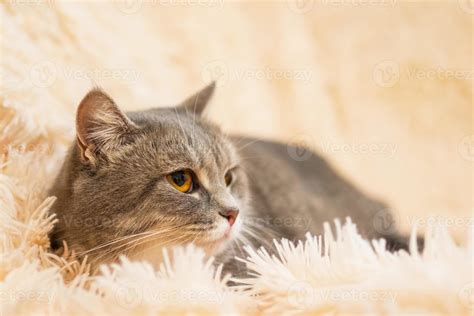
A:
1 0 472 238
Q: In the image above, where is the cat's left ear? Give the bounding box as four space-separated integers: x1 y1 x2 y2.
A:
76 89 138 164
178 81 216 116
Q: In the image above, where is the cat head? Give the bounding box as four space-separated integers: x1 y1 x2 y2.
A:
53 83 249 267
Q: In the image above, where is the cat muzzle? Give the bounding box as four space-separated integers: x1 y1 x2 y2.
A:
218 208 239 227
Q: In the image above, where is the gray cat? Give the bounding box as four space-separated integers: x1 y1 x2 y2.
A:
49 83 408 275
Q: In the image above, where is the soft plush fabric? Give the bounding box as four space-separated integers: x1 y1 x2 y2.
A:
0 135 472 314
1 2 472 315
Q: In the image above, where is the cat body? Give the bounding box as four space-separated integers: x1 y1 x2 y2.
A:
49 83 404 273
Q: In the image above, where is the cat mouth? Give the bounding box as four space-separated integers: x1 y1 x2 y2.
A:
197 232 231 246
194 228 234 253
192 216 242 254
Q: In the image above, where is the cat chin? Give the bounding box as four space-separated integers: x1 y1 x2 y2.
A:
125 218 243 268
127 238 235 269
192 218 243 256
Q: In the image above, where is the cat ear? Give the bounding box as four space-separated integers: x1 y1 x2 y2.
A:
179 81 216 116
76 89 137 163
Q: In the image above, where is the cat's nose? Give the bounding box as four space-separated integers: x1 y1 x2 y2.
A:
219 208 239 226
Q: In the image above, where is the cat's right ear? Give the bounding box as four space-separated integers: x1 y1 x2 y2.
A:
76 89 137 164
178 81 216 116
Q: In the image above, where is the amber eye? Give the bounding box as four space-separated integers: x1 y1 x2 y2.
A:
224 171 233 186
166 170 193 193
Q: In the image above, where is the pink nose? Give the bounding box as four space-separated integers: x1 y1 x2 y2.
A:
219 209 239 226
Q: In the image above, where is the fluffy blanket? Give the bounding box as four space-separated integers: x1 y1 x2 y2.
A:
1 2 472 315
0 105 472 314
0 102 474 315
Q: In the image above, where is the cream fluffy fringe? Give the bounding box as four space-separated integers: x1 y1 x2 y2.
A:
1 103 473 315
